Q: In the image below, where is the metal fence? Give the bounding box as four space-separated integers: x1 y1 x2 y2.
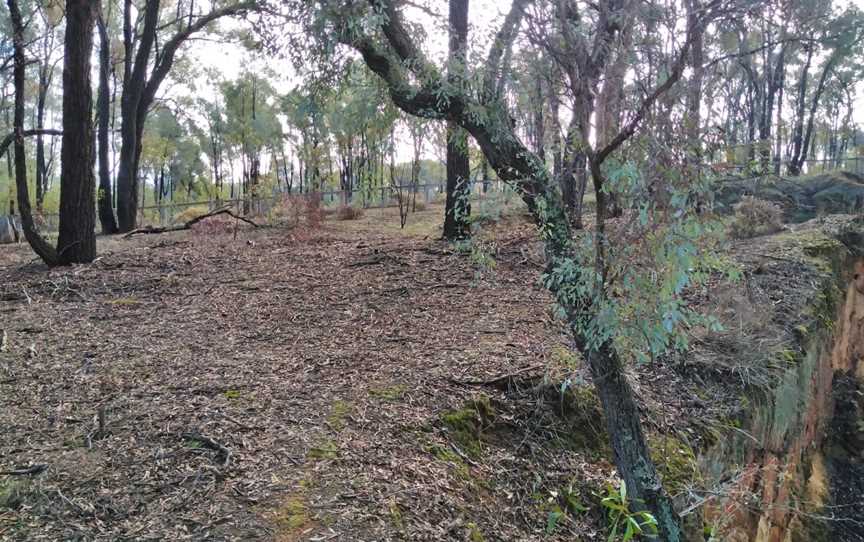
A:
29 155 864 232
35 180 510 232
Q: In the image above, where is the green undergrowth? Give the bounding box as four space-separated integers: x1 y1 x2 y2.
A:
369 384 407 402
440 395 496 458
649 434 701 497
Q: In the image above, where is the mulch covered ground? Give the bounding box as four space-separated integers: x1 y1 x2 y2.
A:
0 203 816 541
0 207 631 541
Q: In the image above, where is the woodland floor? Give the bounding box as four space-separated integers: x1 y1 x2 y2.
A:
0 203 755 541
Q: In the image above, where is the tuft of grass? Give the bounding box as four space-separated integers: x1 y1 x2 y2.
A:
307 440 339 460
729 196 784 238
369 384 407 402
327 400 352 430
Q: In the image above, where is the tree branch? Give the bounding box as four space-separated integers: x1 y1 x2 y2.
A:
0 129 63 160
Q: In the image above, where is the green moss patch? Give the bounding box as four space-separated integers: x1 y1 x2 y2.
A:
307 439 339 460
650 434 701 497
369 385 407 402
440 396 496 458
326 400 352 430
0 478 28 510
273 494 315 537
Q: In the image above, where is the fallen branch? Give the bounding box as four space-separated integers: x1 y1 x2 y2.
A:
449 364 543 390
0 464 48 476
123 207 260 238
182 432 232 466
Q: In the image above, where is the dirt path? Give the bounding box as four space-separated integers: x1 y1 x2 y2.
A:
0 210 617 541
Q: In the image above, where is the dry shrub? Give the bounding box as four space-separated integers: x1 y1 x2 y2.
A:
729 196 784 238
190 214 236 235
335 205 364 220
270 193 323 233
173 205 210 224
392 192 427 211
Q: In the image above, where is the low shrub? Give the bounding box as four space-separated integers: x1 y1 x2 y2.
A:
173 205 210 224
391 192 426 211
729 196 784 238
335 205 365 220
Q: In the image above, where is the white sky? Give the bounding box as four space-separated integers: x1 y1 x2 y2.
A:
178 0 864 167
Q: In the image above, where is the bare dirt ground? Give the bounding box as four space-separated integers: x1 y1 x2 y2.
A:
0 205 632 541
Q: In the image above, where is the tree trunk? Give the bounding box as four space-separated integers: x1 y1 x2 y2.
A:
347 5 684 536
116 0 159 231
443 0 471 240
97 14 119 234
7 0 58 265
35 58 51 213
56 0 98 264
787 46 814 176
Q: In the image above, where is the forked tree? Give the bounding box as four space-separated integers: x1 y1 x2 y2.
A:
286 0 727 538
5 0 98 265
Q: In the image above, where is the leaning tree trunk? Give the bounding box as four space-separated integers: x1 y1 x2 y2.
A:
56 0 98 264
97 15 119 234
442 0 471 240
6 0 58 265
346 5 683 535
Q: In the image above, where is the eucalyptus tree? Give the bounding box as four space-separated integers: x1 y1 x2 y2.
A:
33 2 63 212
97 0 119 233
324 62 393 202
282 87 330 193
443 0 470 240
113 0 258 232
278 1 730 538
5 0 97 265
220 72 283 210
787 4 864 175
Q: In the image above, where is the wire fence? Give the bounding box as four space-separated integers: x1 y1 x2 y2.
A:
34 180 509 233
22 155 864 233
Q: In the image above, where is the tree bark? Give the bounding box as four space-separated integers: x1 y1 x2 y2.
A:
97 13 119 234
787 45 814 176
6 0 58 265
443 0 471 240
56 0 99 264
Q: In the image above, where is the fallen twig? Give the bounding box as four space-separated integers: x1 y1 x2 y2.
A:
0 464 47 476
182 432 232 466
124 207 260 238
449 365 544 390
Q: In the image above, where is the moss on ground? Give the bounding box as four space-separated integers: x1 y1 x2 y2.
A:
307 439 339 460
369 385 407 402
650 434 701 497
467 522 486 542
272 493 316 540
427 443 471 478
0 478 28 509
440 395 495 458
327 400 352 430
